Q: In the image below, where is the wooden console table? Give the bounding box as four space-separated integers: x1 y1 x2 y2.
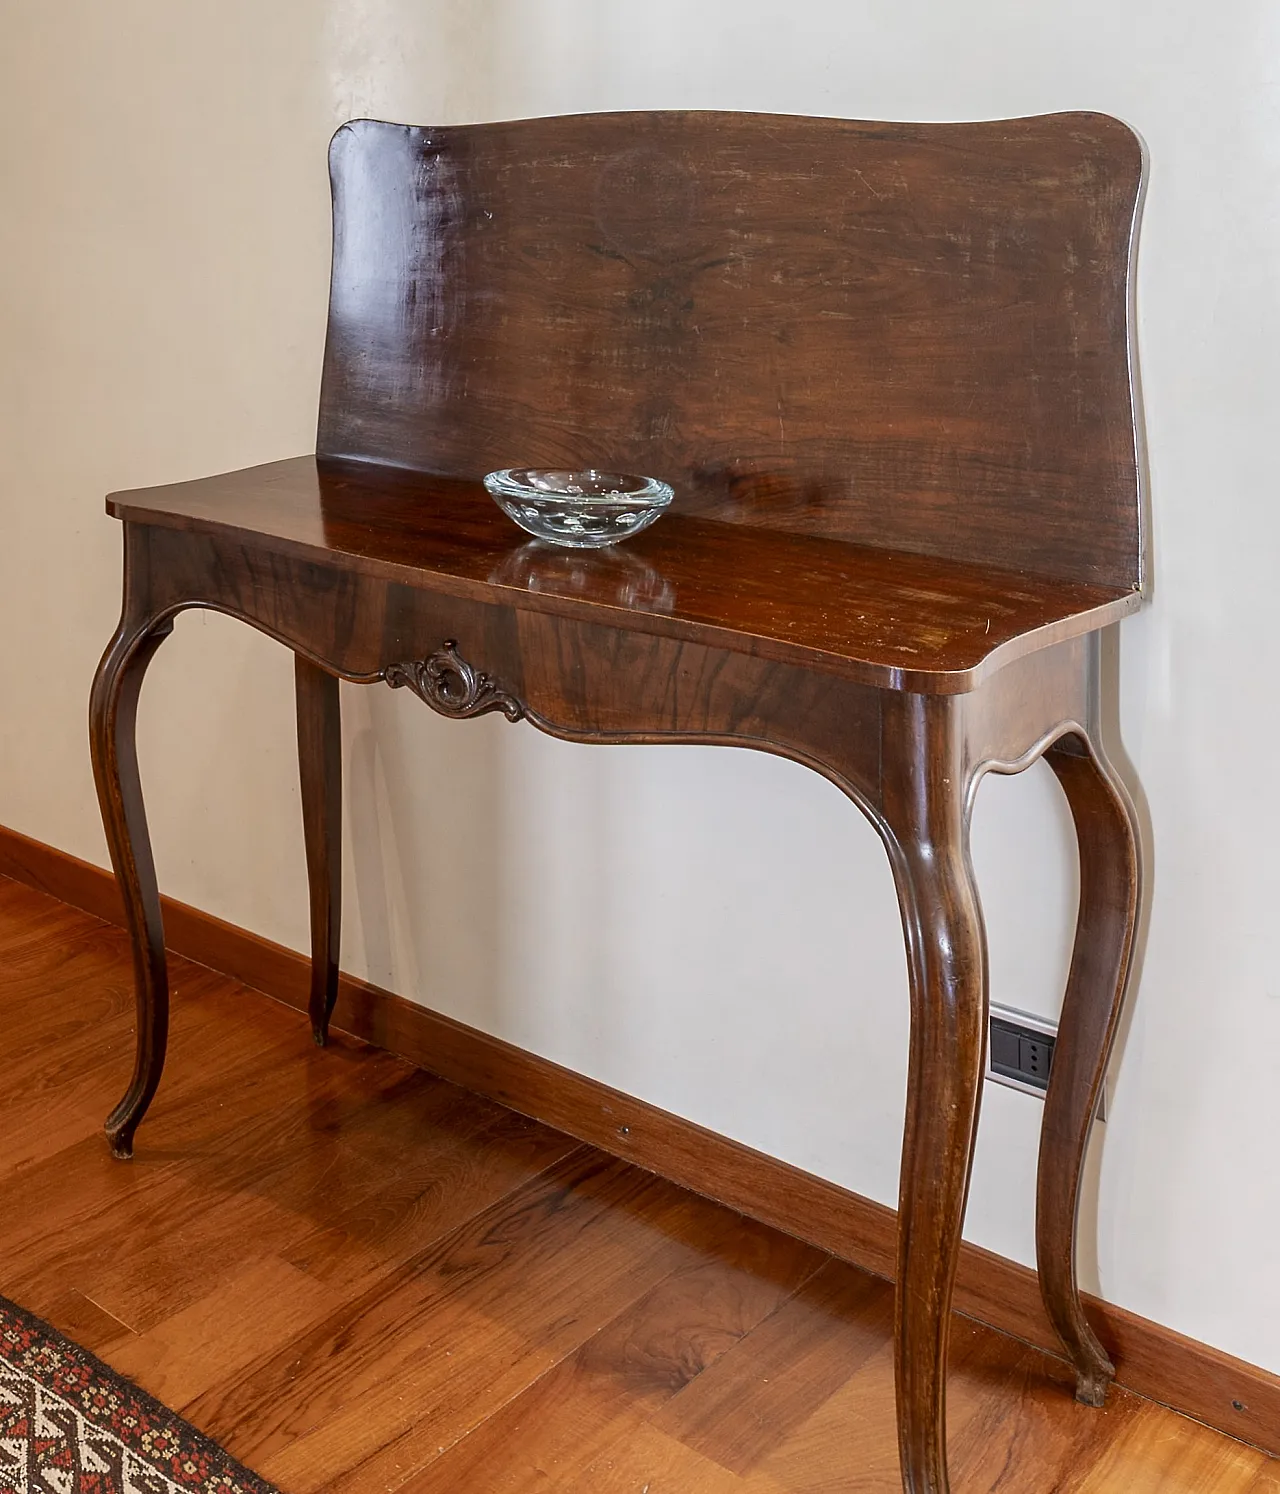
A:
90 110 1147 1493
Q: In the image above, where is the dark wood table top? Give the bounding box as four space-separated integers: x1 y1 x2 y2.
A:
109 455 1137 693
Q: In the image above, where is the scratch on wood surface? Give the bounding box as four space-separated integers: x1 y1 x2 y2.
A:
854 167 886 200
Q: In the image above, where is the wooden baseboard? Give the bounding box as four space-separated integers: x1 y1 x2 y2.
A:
1 821 1275 1457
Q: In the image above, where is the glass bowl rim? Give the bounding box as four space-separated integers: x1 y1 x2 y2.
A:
484 467 674 509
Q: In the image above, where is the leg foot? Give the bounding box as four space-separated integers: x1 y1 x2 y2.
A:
296 655 342 1046
1075 1369 1111 1408
107 1128 136 1162
90 603 173 1159
1037 731 1140 1406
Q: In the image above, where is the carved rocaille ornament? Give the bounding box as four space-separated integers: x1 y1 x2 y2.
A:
384 640 525 722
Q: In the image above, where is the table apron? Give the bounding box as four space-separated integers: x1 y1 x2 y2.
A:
132 522 1098 818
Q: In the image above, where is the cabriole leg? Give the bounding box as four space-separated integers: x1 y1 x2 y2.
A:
881 695 988 1494
1037 731 1141 1405
295 654 342 1045
89 607 174 1160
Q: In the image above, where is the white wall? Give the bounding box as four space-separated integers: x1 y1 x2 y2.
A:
2 0 1278 1374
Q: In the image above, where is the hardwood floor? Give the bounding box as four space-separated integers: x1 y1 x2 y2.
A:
0 875 1274 1492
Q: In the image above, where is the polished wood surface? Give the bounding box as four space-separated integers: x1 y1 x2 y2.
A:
89 109 1152 1492
1 878 1273 1493
320 112 1144 590
3 818 1276 1459
88 606 173 1159
1038 733 1141 1405
108 456 1137 693
295 654 342 1045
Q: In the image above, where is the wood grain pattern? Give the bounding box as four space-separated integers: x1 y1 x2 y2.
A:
879 692 990 1489
3 828 1277 1460
651 1262 898 1476
1038 731 1141 1404
106 457 1138 694
88 577 174 1161
198 1151 713 1481
319 112 1145 590
304 1212 826 1494
0 876 1272 1493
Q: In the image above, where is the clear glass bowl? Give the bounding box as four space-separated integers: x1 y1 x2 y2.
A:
483 468 673 548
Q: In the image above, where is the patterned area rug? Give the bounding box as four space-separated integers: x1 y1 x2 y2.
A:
0 1294 279 1494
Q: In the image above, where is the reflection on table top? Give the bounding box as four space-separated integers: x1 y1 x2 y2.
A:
108 455 1137 693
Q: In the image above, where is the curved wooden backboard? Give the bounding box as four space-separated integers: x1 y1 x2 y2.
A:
318 110 1144 590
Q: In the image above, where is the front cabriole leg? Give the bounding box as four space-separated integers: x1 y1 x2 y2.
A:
89 528 174 1159
879 693 988 1494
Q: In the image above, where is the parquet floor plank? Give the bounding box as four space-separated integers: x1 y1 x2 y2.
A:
245 1155 765 1490
28 1285 140 1358
1074 1400 1279 1493
654 1259 896 1476
375 1214 826 1493
105 1254 335 1407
